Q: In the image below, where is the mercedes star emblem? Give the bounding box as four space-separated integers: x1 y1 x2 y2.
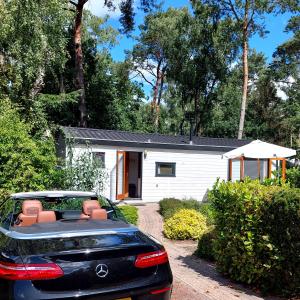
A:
95 264 109 278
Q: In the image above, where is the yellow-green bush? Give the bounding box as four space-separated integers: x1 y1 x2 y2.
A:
163 209 207 240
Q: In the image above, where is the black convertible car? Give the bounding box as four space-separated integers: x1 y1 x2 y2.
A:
0 191 172 300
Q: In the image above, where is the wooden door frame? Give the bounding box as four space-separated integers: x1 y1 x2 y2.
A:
124 152 129 197
228 159 233 181
228 156 245 181
138 152 143 199
240 156 244 180
268 157 286 181
116 151 129 200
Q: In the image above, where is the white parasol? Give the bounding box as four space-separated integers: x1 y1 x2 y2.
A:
223 140 296 159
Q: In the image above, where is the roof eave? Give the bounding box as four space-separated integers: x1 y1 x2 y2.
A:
67 137 240 152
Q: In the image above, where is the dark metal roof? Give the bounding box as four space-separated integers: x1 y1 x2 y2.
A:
61 127 251 152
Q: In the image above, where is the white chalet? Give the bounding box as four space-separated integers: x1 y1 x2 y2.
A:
58 127 253 202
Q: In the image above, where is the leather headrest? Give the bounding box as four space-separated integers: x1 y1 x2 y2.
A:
22 200 42 216
82 200 100 215
37 211 56 223
90 209 107 220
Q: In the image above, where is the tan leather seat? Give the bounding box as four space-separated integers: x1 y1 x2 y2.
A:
90 209 107 220
17 200 43 227
80 200 101 219
37 211 56 223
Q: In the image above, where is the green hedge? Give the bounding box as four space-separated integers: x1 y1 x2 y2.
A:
196 226 216 261
159 197 214 225
118 205 138 225
286 167 300 188
0 189 12 218
210 179 300 296
159 198 183 218
163 209 207 240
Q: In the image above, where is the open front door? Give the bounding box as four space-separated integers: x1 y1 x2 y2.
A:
116 151 129 200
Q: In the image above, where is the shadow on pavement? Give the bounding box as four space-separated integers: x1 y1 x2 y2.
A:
176 253 281 300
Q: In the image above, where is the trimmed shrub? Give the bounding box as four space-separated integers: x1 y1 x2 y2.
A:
118 205 138 225
286 167 300 188
159 198 183 218
210 179 300 296
162 207 180 220
163 209 207 240
159 198 215 224
197 202 215 226
260 188 300 295
196 226 216 261
181 198 202 211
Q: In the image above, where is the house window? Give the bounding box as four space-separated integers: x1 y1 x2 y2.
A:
229 158 281 182
244 159 259 179
156 162 176 177
93 152 105 167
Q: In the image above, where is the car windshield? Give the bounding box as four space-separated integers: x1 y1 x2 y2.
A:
0 195 125 231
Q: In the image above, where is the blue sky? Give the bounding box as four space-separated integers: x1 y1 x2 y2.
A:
87 0 293 63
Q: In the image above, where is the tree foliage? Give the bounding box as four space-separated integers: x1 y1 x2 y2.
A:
104 0 158 33
0 0 71 101
0 0 298 190
197 0 299 139
271 15 300 147
0 99 58 193
129 8 188 128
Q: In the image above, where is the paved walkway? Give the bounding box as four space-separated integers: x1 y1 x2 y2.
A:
137 203 279 300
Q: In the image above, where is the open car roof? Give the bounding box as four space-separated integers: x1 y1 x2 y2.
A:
11 191 97 200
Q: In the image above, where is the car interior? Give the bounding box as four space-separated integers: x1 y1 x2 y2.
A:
13 198 111 227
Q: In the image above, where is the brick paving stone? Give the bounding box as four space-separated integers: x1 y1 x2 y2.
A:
137 203 280 300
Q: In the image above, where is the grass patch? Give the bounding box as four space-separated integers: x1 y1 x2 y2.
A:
118 205 138 225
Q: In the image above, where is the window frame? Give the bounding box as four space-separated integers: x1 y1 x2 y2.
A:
228 157 286 181
155 162 176 177
92 152 105 168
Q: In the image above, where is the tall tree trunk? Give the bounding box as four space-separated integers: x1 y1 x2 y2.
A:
29 68 45 99
152 59 162 127
74 0 88 127
59 73 65 94
152 73 160 108
154 67 166 128
153 75 161 129
194 90 201 136
238 1 249 139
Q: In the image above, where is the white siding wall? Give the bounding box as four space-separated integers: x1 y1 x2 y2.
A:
142 148 228 202
69 144 229 202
